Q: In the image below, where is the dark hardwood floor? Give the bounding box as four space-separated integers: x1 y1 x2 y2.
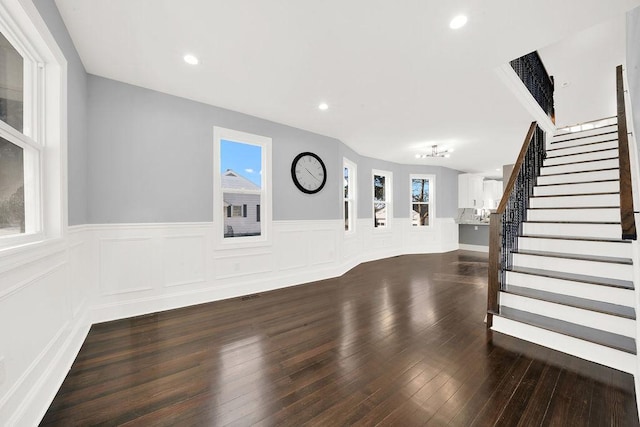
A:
41 251 638 426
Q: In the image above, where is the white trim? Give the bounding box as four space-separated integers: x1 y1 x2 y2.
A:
495 63 556 135
213 126 272 249
409 173 435 228
343 157 357 235
0 0 67 251
459 244 488 253
372 169 393 230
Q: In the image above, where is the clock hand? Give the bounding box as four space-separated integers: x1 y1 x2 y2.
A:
304 167 321 182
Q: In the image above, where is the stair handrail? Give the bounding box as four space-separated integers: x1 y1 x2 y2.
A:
616 65 637 240
487 122 544 327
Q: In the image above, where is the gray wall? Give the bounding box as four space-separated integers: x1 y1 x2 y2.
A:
34 0 88 225
459 224 489 246
88 75 461 224
87 76 343 223
36 1 461 226
628 6 640 156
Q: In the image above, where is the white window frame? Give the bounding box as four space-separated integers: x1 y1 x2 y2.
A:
372 169 392 230
213 126 272 248
343 158 357 234
410 174 435 229
0 0 66 252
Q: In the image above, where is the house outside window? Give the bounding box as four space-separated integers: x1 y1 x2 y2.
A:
214 127 271 246
411 174 435 227
343 158 357 233
372 169 392 229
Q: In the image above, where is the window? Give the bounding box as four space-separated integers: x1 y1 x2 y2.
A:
411 174 435 227
372 170 392 229
0 4 64 250
343 158 357 233
214 127 271 245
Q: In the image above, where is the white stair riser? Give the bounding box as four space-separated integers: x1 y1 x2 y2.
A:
546 140 618 157
529 194 619 208
499 293 635 337
505 270 634 307
522 222 620 239
517 236 632 259
540 159 619 175
512 253 632 281
527 208 620 222
550 129 618 148
491 316 635 374
533 181 619 196
544 149 618 166
537 169 619 185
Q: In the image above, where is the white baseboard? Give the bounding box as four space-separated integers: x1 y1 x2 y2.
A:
459 244 489 253
4 309 91 426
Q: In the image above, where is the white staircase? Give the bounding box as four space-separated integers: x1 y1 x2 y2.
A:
491 123 638 374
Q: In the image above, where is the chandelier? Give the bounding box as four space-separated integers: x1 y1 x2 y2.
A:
415 145 453 159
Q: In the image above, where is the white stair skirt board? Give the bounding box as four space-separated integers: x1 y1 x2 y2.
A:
533 181 620 196
511 253 632 281
547 140 619 157
522 221 621 239
505 270 634 307
537 169 619 185
543 149 619 166
517 236 631 258
491 316 635 374
529 193 619 208
526 208 621 223
498 292 635 337
540 159 620 175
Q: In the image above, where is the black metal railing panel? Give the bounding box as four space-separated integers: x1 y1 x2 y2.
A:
499 126 545 287
510 52 555 121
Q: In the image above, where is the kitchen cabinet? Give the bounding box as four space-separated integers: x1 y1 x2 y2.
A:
458 174 484 208
483 180 504 209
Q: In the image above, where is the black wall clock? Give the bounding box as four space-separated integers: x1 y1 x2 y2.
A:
291 152 327 194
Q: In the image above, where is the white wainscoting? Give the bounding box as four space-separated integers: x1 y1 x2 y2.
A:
1 217 458 425
0 228 92 426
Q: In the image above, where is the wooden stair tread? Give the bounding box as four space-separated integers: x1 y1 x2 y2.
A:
507 267 634 290
550 129 618 144
546 138 618 153
524 220 619 225
497 307 636 354
531 192 619 198
535 179 619 187
527 206 620 210
519 234 631 243
540 167 619 177
543 156 619 168
545 147 618 160
502 285 635 319
512 249 632 265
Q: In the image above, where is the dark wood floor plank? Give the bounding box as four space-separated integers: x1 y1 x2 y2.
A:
40 251 639 426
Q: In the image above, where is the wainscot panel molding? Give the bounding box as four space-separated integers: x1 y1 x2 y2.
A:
0 227 91 426
2 218 458 425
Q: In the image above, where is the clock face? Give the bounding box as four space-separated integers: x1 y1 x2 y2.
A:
291 152 327 194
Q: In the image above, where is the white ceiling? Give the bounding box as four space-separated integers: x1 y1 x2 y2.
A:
54 0 640 178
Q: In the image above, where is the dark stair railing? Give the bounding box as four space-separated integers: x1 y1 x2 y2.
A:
616 65 637 241
487 122 545 327
510 52 555 123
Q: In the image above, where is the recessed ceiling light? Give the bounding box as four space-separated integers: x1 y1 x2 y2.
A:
496 168 501 171
184 54 199 65
318 102 329 111
449 15 468 30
